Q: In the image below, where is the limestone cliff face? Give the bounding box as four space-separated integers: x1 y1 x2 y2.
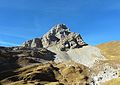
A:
22 24 105 68
22 38 43 48
22 24 87 50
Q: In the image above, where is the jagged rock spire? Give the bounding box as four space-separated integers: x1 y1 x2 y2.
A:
22 24 87 50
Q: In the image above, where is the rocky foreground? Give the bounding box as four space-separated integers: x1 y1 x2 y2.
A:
0 24 120 85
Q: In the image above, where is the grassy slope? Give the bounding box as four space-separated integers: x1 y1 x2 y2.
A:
97 41 120 85
97 41 120 60
103 78 120 85
0 62 90 85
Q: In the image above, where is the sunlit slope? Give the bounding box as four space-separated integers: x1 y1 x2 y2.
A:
97 41 120 60
103 78 120 85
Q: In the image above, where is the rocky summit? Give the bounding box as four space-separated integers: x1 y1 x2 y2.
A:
0 24 120 85
22 24 105 67
22 24 87 50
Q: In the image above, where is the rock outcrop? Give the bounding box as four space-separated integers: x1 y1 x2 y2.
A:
22 38 43 48
22 24 87 51
90 63 120 85
21 24 106 67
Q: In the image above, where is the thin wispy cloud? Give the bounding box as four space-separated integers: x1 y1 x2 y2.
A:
0 26 36 39
0 32 29 39
0 40 19 46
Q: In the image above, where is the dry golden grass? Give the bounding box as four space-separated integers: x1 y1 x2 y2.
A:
45 82 63 85
97 41 120 60
103 78 120 85
0 62 90 85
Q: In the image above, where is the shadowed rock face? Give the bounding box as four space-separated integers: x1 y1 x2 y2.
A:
22 24 87 50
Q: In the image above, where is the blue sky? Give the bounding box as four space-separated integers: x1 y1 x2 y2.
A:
0 0 120 46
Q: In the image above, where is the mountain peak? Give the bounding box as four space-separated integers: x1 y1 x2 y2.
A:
22 24 87 50
53 24 68 30
43 24 70 40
